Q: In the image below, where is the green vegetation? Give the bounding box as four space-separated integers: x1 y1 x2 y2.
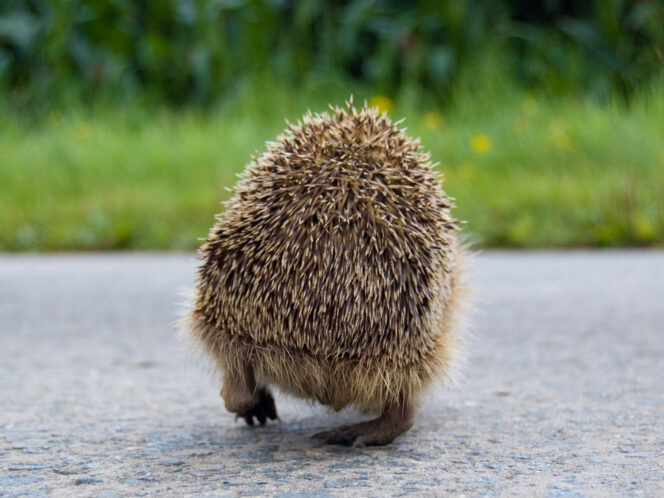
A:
2 1 663 106
2 77 662 251
2 2 662 250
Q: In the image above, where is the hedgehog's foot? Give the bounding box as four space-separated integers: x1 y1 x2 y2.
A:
221 362 278 426
235 387 278 426
313 400 413 447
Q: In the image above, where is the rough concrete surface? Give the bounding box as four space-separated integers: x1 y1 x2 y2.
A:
1 251 663 497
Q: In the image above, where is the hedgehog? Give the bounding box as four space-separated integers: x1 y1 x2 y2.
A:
184 100 467 447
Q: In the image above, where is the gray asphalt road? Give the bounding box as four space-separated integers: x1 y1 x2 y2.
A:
1 252 663 497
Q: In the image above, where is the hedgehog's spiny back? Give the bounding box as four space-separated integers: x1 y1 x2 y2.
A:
196 103 459 367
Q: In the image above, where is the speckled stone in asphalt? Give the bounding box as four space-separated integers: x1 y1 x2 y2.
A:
1 252 663 496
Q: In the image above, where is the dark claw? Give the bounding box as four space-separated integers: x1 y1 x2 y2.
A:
312 431 328 441
237 387 278 427
258 388 278 421
256 412 266 426
327 433 353 445
312 429 357 445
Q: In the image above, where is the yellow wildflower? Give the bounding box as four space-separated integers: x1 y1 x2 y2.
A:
422 111 444 130
470 134 492 154
369 95 394 115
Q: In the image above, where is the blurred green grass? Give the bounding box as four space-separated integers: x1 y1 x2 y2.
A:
1 79 663 251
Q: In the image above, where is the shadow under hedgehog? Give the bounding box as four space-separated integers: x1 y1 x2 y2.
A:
183 100 468 447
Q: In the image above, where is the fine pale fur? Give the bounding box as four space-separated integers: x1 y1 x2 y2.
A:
185 101 466 414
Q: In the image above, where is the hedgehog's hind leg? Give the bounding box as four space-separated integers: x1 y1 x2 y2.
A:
221 360 278 426
313 397 413 447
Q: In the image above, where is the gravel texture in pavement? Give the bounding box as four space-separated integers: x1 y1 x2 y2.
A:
1 252 663 496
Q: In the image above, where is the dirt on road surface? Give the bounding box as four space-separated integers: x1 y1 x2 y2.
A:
1 252 663 496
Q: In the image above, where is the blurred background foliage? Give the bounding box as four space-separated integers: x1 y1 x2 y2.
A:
1 0 663 251
1 0 663 107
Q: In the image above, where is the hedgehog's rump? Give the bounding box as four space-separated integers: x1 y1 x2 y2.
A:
187 240 466 412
